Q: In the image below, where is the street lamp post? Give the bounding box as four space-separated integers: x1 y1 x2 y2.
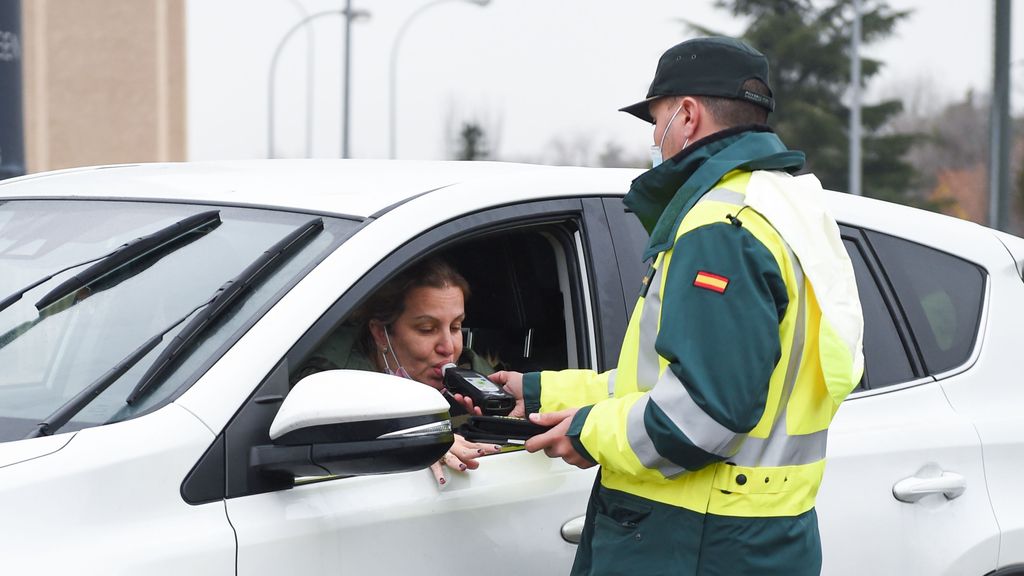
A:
388 0 490 159
849 0 862 197
267 6 369 160
988 0 1012 230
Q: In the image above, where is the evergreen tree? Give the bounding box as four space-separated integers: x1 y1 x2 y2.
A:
698 0 919 203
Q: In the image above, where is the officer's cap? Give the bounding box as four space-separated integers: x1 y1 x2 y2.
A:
619 37 775 124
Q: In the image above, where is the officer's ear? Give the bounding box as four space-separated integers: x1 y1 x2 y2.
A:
678 96 703 140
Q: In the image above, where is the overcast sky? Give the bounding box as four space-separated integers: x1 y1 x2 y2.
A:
187 0 1024 164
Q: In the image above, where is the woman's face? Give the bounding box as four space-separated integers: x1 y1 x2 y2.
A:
373 285 465 390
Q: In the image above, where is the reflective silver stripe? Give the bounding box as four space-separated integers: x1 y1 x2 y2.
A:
774 241 806 418
606 369 617 397
734 429 828 467
635 261 663 391
699 188 746 206
648 368 745 457
627 395 687 478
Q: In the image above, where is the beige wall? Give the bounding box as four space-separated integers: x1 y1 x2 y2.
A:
22 0 186 173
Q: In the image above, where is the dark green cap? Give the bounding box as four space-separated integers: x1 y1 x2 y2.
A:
619 37 774 124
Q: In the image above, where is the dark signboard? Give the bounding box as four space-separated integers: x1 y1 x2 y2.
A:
0 0 24 180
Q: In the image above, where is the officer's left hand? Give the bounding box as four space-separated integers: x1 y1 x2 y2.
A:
524 409 595 469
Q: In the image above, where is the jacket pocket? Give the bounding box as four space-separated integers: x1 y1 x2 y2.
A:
588 489 653 575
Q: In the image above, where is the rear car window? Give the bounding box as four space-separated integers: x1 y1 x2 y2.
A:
866 230 986 375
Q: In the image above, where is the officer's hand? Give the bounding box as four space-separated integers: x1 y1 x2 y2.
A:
524 409 595 469
486 371 525 418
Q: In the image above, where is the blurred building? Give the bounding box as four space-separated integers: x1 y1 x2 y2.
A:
0 2 25 178
17 0 186 174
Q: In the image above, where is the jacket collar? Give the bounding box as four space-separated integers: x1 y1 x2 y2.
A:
624 125 805 261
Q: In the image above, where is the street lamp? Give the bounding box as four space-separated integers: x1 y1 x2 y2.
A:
267 6 369 160
849 0 862 196
389 0 491 159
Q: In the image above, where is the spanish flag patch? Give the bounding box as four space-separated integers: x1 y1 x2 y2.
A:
693 271 729 294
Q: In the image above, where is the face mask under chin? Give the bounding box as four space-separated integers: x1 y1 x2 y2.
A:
382 329 412 380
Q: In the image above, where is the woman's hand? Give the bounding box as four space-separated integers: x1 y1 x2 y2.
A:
430 433 503 488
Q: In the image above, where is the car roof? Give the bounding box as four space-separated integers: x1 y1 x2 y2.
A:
1 160 1006 263
0 160 635 218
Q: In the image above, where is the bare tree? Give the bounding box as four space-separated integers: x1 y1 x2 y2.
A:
443 99 502 161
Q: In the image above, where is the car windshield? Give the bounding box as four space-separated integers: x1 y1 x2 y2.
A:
0 199 357 442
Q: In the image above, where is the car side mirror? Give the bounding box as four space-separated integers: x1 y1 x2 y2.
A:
251 370 452 481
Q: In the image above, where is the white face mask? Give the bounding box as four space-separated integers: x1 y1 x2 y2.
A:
649 103 686 168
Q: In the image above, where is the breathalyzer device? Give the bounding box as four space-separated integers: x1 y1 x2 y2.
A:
441 363 516 416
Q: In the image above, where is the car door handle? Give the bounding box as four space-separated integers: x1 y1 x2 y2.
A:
561 516 586 544
892 464 966 503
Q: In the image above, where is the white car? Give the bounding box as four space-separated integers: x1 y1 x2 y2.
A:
0 160 1022 576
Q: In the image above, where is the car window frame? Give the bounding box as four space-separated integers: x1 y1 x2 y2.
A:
581 197 631 371
186 197 614 502
862 228 989 380
843 224 990 398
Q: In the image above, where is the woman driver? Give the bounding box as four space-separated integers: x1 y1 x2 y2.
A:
355 257 502 486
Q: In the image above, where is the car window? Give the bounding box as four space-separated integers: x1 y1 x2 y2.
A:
290 223 586 384
865 230 986 375
0 200 357 441
843 238 915 390
201 200 592 501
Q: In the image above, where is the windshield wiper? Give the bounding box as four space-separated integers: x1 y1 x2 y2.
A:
0 210 221 315
125 217 324 406
24 299 215 439
34 210 222 311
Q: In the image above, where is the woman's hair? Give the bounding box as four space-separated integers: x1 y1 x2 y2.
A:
353 256 470 357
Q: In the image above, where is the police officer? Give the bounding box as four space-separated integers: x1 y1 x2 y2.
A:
491 37 865 575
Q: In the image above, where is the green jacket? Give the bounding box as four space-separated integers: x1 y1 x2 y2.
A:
524 127 863 575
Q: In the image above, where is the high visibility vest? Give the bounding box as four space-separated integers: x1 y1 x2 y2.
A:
534 169 863 518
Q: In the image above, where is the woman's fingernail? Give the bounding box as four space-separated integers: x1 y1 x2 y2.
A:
477 449 485 455
493 445 502 451
439 477 446 485
459 464 467 471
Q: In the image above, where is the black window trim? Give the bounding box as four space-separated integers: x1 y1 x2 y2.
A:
842 225 932 398
581 198 630 372
841 226 927 383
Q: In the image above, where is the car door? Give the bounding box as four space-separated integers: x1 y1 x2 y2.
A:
816 227 999 575
217 199 625 575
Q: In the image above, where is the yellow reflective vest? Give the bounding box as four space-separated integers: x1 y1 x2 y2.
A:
523 129 863 573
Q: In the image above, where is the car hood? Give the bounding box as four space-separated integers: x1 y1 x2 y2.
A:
0 433 75 469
